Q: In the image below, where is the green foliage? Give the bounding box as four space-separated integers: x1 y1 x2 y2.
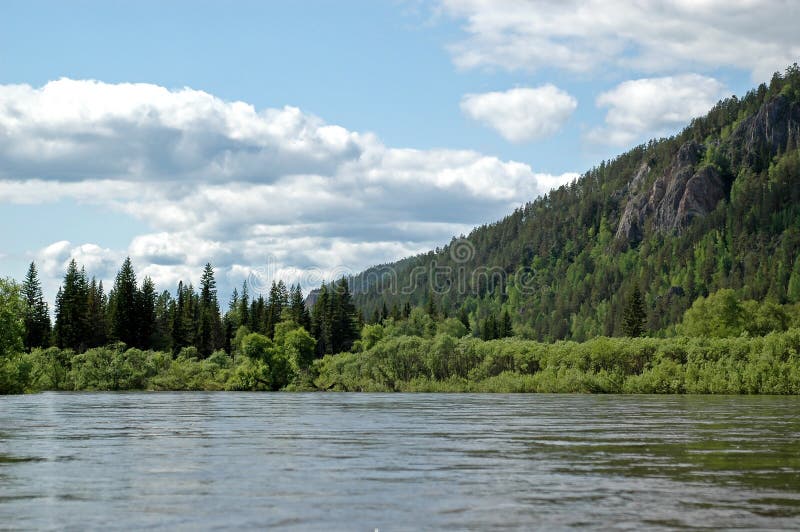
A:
314 329 800 394
0 278 25 359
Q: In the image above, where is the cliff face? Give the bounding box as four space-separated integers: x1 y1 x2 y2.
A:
615 93 800 246
615 141 725 244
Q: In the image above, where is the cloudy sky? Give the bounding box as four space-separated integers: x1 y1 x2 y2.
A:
1 1 798 303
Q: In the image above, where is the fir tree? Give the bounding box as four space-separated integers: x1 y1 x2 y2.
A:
500 309 513 338
86 278 108 348
197 263 223 357
21 262 51 351
137 276 157 349
54 260 90 351
622 286 647 337
110 257 139 346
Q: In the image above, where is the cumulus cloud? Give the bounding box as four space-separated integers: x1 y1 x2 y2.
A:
0 79 577 298
439 0 800 80
460 85 577 142
0 78 365 183
587 74 728 146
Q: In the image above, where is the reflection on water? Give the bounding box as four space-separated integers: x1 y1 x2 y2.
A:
1 393 799 529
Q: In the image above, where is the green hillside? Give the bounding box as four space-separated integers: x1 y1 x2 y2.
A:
351 65 800 342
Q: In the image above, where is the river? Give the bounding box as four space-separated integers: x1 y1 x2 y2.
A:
1 393 799 530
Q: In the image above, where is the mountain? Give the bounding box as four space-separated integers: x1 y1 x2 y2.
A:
350 64 800 342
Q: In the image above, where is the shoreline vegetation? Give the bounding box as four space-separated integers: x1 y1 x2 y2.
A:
2 247 800 395
2 328 800 394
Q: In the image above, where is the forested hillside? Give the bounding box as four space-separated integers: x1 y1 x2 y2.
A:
352 65 800 342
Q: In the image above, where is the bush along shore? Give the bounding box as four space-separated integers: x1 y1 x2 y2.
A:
3 327 800 394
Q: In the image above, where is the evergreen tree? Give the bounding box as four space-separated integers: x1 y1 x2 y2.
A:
110 257 139 346
152 290 173 352
425 292 438 320
458 306 471 332
86 278 107 348
238 281 250 330
331 277 359 353
171 281 193 353
21 262 51 351
311 284 332 356
622 286 647 337
136 276 157 349
500 309 513 338
54 260 90 351
289 284 311 329
197 263 223 357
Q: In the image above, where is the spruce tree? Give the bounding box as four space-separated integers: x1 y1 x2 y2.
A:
500 309 513 338
110 257 139 346
238 281 250 330
331 278 358 353
171 281 193 353
21 262 51 351
153 290 173 352
54 260 90 351
137 276 157 349
86 278 108 348
197 263 223 357
622 286 647 337
289 284 311 329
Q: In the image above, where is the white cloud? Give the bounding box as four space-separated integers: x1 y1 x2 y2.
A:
0 78 365 183
460 85 577 142
439 0 800 80
0 79 577 299
587 74 728 146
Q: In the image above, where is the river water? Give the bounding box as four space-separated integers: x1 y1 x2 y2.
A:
1 393 799 530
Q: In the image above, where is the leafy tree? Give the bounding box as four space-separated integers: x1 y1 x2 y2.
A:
0 278 25 357
680 289 744 337
21 262 51 350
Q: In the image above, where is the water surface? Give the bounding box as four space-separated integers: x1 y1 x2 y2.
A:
1 393 799 530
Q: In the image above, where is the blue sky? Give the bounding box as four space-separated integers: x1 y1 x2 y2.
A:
1 0 797 303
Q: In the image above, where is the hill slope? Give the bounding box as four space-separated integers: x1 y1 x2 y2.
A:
350 65 800 341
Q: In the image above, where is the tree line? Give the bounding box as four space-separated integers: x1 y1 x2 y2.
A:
17 258 360 360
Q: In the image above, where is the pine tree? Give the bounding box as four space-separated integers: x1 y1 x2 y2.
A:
110 257 139 346
21 262 51 351
171 281 193 353
622 286 647 337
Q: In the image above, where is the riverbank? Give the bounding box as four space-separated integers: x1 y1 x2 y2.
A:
3 329 800 394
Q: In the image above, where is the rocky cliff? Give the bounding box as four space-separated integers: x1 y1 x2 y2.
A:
615 92 800 246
